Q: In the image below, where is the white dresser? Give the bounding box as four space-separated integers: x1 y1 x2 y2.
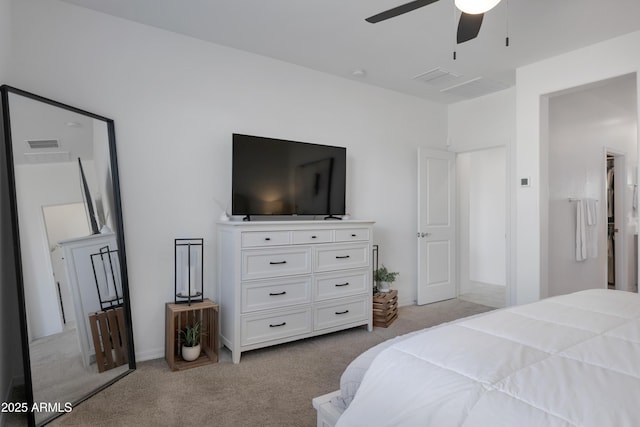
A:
217 220 374 363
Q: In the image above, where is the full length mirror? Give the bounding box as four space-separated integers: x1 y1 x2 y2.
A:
0 86 135 426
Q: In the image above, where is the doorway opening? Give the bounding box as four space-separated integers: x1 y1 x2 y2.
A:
606 151 633 291
545 73 637 297
456 146 507 308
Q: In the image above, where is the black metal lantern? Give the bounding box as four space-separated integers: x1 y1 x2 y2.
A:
91 245 123 310
174 238 204 305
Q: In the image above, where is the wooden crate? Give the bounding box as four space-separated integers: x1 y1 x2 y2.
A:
372 289 398 328
88 307 129 373
165 299 219 371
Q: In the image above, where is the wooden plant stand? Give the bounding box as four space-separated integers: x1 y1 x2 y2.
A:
165 299 219 371
372 289 398 328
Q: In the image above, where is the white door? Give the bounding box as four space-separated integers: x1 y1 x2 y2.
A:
417 148 456 305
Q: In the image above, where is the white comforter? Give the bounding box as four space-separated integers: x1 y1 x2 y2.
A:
336 289 640 427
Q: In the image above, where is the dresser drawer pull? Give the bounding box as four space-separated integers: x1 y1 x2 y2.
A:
351 234 357 237
265 237 271 241
269 291 287 296
269 322 287 328
311 235 317 239
335 255 351 259
269 260 287 265
335 310 350 315
335 282 350 287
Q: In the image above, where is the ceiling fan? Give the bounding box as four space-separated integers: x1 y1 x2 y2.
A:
366 0 502 44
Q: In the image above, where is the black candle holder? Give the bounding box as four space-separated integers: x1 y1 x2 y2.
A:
174 238 204 305
91 245 123 310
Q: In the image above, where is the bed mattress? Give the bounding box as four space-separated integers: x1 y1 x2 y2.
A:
336 289 640 426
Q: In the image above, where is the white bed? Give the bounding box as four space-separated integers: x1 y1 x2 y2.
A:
313 289 640 426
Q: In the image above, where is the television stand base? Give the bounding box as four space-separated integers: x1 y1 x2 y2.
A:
324 215 342 220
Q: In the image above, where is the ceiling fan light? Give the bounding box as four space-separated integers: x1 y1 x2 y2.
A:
454 0 501 14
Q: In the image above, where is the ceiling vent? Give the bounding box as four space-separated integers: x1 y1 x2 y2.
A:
413 68 461 87
440 77 509 98
23 151 70 164
27 139 59 149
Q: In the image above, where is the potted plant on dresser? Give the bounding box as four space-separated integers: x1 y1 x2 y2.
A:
180 321 201 362
374 265 399 293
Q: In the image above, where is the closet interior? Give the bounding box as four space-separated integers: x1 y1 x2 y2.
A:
607 154 616 289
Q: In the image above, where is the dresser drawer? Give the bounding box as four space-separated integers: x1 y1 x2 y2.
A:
335 228 370 242
241 307 312 346
291 229 332 245
241 231 290 248
315 244 370 272
315 270 369 301
314 297 369 330
242 247 312 280
242 277 312 313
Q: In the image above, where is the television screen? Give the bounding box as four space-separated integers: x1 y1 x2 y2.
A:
232 134 346 217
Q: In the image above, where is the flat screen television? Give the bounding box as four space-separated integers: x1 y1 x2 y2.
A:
232 134 346 218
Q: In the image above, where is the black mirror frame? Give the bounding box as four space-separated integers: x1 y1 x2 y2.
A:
0 85 136 426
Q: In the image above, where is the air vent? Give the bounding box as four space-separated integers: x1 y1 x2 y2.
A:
413 68 461 87
23 151 70 164
27 139 59 149
440 77 509 98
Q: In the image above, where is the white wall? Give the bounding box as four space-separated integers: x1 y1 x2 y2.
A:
0 0 9 80
447 88 515 152
547 75 637 296
516 31 640 304
8 0 447 360
43 203 90 249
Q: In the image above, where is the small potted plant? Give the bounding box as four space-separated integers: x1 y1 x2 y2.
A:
180 321 201 362
374 265 399 293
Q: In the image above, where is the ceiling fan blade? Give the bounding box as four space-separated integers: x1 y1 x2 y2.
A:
456 12 483 43
365 0 440 23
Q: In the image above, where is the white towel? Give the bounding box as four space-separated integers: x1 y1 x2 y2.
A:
585 198 598 258
576 200 587 262
585 198 596 225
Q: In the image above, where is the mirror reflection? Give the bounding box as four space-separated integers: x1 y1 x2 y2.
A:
6 90 133 425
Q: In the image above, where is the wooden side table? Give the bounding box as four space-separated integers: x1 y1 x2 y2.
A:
372 289 398 328
165 299 219 371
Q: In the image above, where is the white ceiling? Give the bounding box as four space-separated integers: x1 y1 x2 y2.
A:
59 0 640 104
9 92 94 165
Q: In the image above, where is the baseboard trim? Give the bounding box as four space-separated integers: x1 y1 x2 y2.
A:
135 348 164 363
398 297 414 307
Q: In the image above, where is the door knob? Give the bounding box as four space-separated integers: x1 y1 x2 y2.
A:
417 232 430 238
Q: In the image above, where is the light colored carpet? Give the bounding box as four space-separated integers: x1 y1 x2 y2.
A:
458 282 506 308
29 325 128 424
10 298 493 426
